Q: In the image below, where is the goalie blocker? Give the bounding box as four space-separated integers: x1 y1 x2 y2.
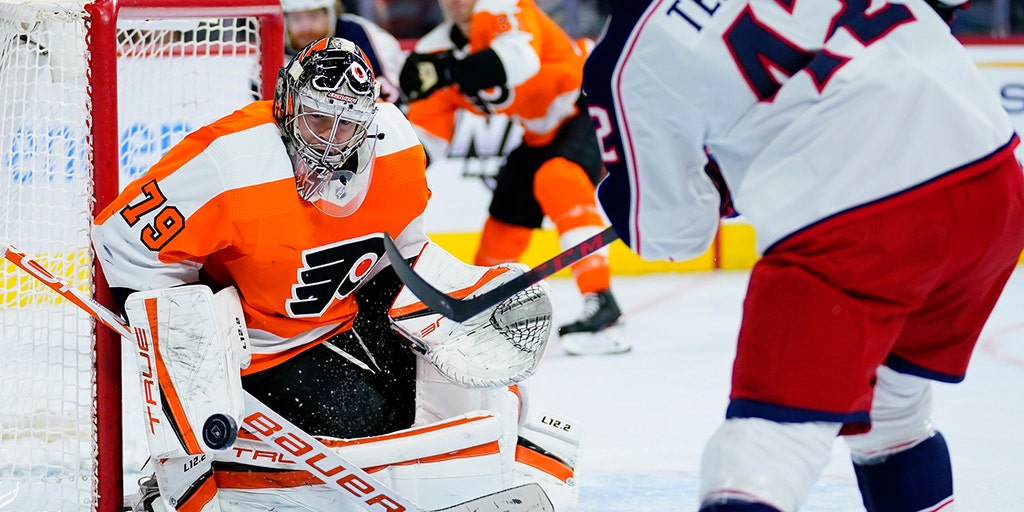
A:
123 285 251 459
123 243 580 511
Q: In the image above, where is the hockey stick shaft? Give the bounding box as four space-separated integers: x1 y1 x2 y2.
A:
384 226 619 322
3 242 552 512
3 244 133 338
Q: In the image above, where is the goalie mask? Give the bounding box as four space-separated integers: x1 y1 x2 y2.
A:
275 37 381 217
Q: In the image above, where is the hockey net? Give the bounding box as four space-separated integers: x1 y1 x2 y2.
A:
0 1 282 510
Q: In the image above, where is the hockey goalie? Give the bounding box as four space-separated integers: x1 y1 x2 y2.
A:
90 37 580 511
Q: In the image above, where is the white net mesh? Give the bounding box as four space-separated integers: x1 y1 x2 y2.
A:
0 4 96 510
115 17 264 182
0 2 270 509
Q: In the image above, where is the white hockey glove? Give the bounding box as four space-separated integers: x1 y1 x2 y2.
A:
390 242 553 388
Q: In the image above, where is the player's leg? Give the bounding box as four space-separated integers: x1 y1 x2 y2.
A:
698 257 906 511
474 143 539 267
844 153 1024 512
699 185 957 510
700 150 1024 511
216 360 577 512
474 216 533 265
414 361 581 510
700 419 841 511
843 265 1010 512
533 155 625 354
534 108 627 355
203 360 578 511
478 140 624 355
844 367 952 512
119 284 419 512
533 155 611 296
213 408 514 511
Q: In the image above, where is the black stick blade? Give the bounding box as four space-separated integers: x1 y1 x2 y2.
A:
383 227 619 322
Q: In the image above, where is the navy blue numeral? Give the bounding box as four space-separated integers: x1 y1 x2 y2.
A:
724 0 915 101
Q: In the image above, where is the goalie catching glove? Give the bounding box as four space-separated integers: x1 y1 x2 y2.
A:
389 242 553 388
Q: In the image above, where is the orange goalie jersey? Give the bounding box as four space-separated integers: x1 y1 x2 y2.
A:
407 0 587 148
92 100 429 375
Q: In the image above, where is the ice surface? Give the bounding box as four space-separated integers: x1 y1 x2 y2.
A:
109 267 1024 510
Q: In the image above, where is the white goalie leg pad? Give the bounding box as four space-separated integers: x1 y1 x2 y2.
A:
124 285 250 459
416 360 580 511
414 358 523 481
212 409 513 511
208 362 564 512
700 418 841 511
389 241 553 388
150 454 223 512
844 365 936 464
515 408 583 511
519 408 582 470
414 358 523 424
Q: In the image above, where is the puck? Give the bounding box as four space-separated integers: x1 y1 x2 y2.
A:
202 413 238 450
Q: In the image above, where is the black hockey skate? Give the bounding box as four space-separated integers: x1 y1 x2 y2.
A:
558 289 630 355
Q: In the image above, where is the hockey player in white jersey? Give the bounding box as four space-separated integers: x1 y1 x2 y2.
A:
583 1 1024 511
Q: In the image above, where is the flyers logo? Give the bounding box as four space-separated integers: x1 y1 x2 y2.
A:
287 235 384 317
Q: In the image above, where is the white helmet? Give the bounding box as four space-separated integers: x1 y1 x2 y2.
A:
274 37 381 217
281 0 338 18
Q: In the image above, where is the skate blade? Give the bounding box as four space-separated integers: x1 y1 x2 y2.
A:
560 323 631 356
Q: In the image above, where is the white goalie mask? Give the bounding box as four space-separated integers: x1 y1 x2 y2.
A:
274 37 381 217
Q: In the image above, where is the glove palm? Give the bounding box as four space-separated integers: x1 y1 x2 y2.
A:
400 51 456 101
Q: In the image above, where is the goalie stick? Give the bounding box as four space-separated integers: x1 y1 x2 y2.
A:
2 242 554 512
384 226 619 322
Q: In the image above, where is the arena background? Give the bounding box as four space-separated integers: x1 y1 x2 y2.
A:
41 6 1024 276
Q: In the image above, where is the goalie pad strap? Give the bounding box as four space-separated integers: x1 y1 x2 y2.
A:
515 444 573 483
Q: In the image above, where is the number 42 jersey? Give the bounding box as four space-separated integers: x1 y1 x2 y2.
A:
583 0 1017 261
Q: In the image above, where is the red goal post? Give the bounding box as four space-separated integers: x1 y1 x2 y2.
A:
0 1 282 511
